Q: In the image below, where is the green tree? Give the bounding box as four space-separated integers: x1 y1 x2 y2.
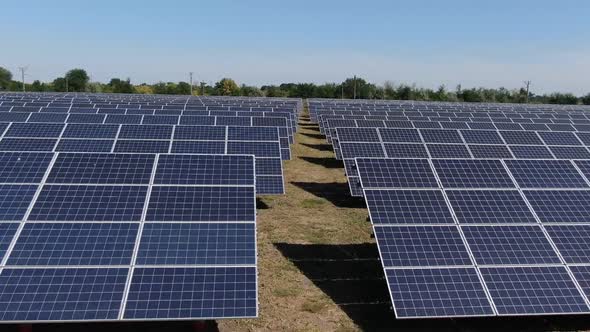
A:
240 84 263 97
214 78 240 96
547 93 578 105
176 82 191 95
581 93 590 105
0 67 12 90
52 77 67 92
108 78 134 93
30 80 45 92
64 68 89 92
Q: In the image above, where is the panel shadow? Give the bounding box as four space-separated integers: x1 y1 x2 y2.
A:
298 157 343 169
290 181 365 208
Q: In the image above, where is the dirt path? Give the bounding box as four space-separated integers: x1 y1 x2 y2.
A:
217 106 391 332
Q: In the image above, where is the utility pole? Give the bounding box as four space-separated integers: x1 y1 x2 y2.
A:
17 66 27 92
524 80 531 103
189 72 193 95
353 75 357 99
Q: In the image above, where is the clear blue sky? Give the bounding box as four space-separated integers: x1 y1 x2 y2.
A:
2 0 589 94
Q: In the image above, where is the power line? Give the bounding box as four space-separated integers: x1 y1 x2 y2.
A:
17 66 27 92
524 80 531 103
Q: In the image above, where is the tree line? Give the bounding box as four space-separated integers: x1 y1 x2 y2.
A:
1 66 589 105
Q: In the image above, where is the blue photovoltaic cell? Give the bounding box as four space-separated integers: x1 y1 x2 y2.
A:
136 223 255 265
420 129 463 144
62 124 119 139
256 176 284 194
170 141 225 154
524 190 590 223
255 158 282 175
118 125 172 140
460 130 504 144
386 268 493 318
505 159 588 188
0 152 53 183
216 116 251 126
509 145 554 159
179 116 216 126
0 223 19 256
66 114 105 124
55 139 114 152
521 123 549 131
0 185 38 221
155 154 254 185
427 144 471 158
28 113 68 123
384 143 428 158
468 122 496 130
0 138 57 152
480 266 588 315
539 132 582 146
104 114 142 124
433 159 514 188
446 190 535 223
124 267 257 319
114 140 170 153
227 126 278 141
364 189 454 224
47 153 155 184
548 124 575 131
226 141 281 158
385 120 414 129
4 123 64 138
0 113 29 122
340 142 385 159
357 158 438 188
378 128 422 143
8 223 138 266
174 126 225 140
414 121 441 129
375 225 471 267
461 225 560 265
146 186 255 222
500 131 543 145
142 115 178 125
545 225 590 264
441 122 469 129
29 185 147 221
576 133 590 145
569 266 590 301
0 268 128 321
495 123 522 131
336 127 380 142
574 160 590 179
550 146 590 159
469 145 513 159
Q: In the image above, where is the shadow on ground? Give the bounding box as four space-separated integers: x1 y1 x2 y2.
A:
300 132 326 140
291 181 365 208
300 143 333 152
275 242 590 332
4 321 219 332
298 156 343 169
256 198 270 209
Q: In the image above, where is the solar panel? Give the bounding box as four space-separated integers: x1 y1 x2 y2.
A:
468 145 513 158
509 145 553 159
539 131 582 146
524 190 590 222
62 124 119 139
4 123 64 138
379 128 422 143
432 159 514 188
356 158 438 188
427 144 471 158
420 129 463 144
364 189 454 224
383 143 428 158
545 225 590 264
386 268 494 318
460 130 504 144
480 266 588 315
114 140 170 153
445 190 536 223
461 225 560 265
55 139 114 152
375 225 471 266
505 159 588 188
500 131 543 145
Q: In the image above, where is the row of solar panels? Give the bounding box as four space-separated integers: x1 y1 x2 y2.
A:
309 100 590 319
355 157 590 318
0 123 285 194
0 152 257 322
0 110 296 144
0 93 302 108
333 127 590 196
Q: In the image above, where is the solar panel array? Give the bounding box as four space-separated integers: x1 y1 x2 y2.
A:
0 93 302 323
308 99 590 319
